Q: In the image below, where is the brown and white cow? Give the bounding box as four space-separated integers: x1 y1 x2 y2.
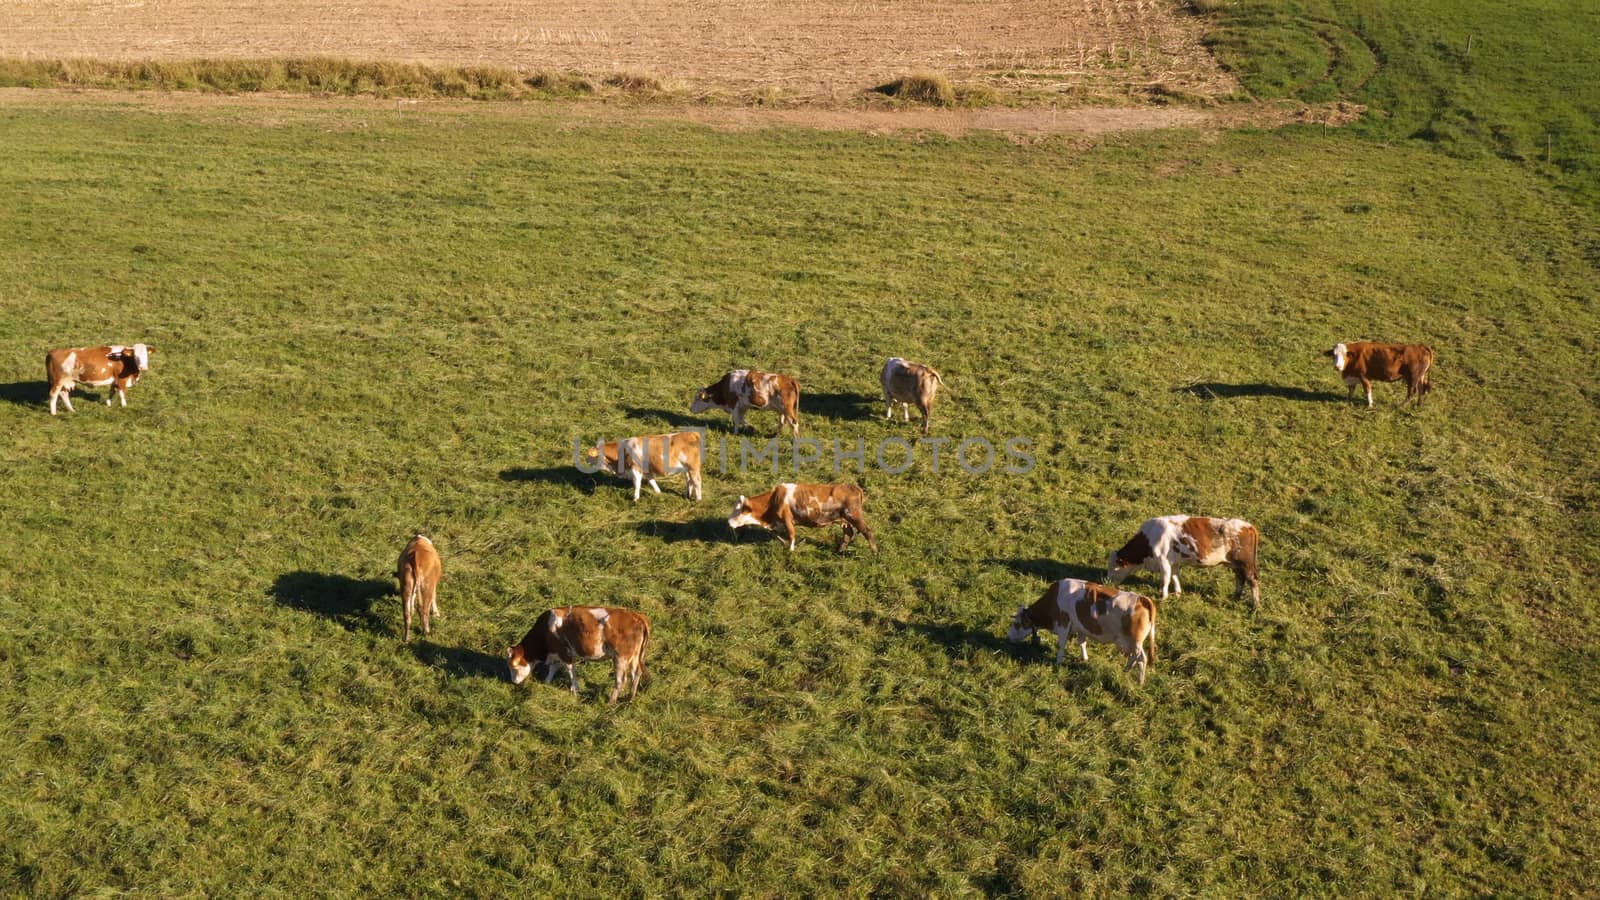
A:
1005 578 1157 685
881 357 946 435
396 534 442 642
690 369 800 437
1106 515 1261 607
727 482 877 553
45 343 155 415
1324 341 1434 407
506 605 651 704
581 431 703 501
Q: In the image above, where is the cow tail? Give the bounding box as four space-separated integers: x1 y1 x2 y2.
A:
1144 597 1157 664
1240 525 1261 578
405 564 421 622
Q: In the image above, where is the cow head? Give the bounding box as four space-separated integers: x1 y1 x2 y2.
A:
1005 606 1039 644
506 645 533 685
1106 550 1138 584
579 444 612 474
113 344 153 371
727 495 760 531
689 386 719 414
1324 343 1347 372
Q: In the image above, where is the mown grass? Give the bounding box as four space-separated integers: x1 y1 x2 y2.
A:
0 98 1597 894
1200 0 1600 203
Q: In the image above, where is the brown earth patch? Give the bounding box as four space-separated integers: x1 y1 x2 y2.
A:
0 0 1238 103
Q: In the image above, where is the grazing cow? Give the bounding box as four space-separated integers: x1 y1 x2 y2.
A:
506 606 651 704
690 369 801 436
45 343 155 415
1106 515 1261 607
1005 579 1157 685
581 431 703 501
396 534 442 642
881 357 946 435
728 482 877 553
1324 341 1434 407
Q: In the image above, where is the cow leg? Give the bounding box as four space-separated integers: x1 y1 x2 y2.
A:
648 478 661 494
731 406 745 434
566 663 579 694
116 385 128 407
609 662 623 704
543 663 559 685
920 404 931 435
783 515 797 552
402 582 414 642
1053 629 1068 666
631 469 644 502
885 397 894 419
1079 637 1089 663
1157 560 1174 600
1127 648 1147 686
847 512 878 554
1363 380 1374 408
902 402 911 422
838 521 855 552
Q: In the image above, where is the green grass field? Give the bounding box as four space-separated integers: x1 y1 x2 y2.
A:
2 4 1599 893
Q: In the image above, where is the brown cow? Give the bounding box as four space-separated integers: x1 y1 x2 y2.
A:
45 343 155 415
691 369 801 436
727 482 877 553
396 534 442 642
1106 515 1261 607
881 357 946 435
506 606 651 704
580 431 703 501
1325 341 1434 407
1005 579 1157 685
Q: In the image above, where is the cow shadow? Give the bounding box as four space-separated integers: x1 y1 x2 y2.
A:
270 571 394 633
862 612 1019 659
987 558 1106 583
0 381 47 409
1174 382 1342 403
633 517 730 545
411 641 507 681
806 391 879 422
621 407 709 430
499 466 600 493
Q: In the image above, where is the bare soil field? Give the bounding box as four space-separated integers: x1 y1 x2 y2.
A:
0 0 1237 102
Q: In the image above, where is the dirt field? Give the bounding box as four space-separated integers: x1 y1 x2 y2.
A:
0 0 1237 101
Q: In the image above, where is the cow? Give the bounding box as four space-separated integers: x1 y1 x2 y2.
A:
45 343 155 415
727 482 877 553
881 357 946 435
396 534 442 642
1324 341 1434 407
506 605 651 704
580 431 703 502
1106 515 1261 608
690 369 801 437
1005 578 1157 686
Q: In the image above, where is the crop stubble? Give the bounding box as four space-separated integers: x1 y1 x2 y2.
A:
0 0 1238 100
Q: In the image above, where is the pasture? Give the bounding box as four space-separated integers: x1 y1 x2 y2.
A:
1 89 1596 893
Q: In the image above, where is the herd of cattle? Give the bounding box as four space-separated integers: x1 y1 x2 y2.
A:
42 340 1435 698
